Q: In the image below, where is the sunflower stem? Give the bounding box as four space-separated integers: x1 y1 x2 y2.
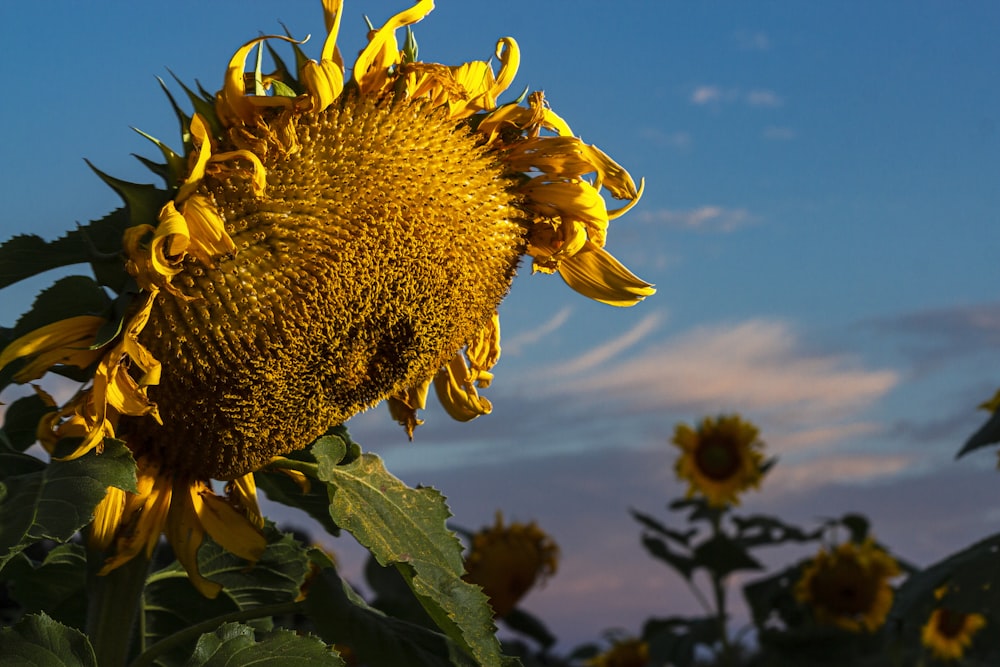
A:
709 512 735 667
86 552 151 667
128 601 303 667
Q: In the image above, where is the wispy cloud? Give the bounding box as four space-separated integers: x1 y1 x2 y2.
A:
503 306 573 355
542 319 900 422
690 85 783 108
767 453 914 494
551 312 664 377
636 205 753 232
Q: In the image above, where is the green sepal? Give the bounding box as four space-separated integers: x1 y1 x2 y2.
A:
141 526 311 664
1 543 88 631
167 71 225 142
0 612 97 667
182 623 344 667
265 43 304 96
85 161 170 230
157 76 194 151
315 441 505 667
132 126 186 188
0 439 136 572
0 393 57 453
402 27 419 64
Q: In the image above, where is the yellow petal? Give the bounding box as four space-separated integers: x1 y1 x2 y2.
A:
387 377 432 438
520 178 609 233
433 354 492 422
218 35 299 127
226 473 265 529
354 0 435 95
196 487 266 563
466 313 501 386
557 240 655 307
89 486 126 552
165 483 221 598
0 315 107 382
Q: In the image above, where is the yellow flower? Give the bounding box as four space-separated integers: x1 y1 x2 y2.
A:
921 606 986 662
0 0 650 595
587 637 649 667
463 512 559 618
794 538 901 633
671 414 765 507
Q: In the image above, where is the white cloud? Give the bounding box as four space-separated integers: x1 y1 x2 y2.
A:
768 453 914 494
639 128 692 150
539 319 900 422
746 89 783 107
503 306 574 355
636 205 753 232
735 30 771 51
763 126 797 141
690 85 784 108
551 312 663 377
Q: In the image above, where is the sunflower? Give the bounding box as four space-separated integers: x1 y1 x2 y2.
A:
462 512 559 618
921 603 987 662
794 538 901 633
0 0 651 596
586 637 649 667
671 414 765 507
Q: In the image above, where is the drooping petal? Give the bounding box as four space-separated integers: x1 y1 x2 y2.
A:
556 240 655 307
0 316 107 382
353 0 435 96
196 488 267 562
433 353 492 422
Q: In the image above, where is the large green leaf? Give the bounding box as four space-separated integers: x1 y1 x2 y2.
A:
182 623 343 666
0 612 97 667
0 440 136 572
256 446 342 537
0 207 135 292
304 565 479 667
693 533 763 579
1 543 88 631
314 440 504 667
142 527 311 664
640 534 696 580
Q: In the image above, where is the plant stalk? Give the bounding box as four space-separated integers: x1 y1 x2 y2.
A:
86 553 150 667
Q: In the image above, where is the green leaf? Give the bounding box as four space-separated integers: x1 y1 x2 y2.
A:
304 566 481 667
630 508 697 546
0 612 97 667
1 543 87 631
0 440 136 571
315 441 504 666
182 623 343 666
256 437 345 537
0 208 133 291
142 527 311 664
693 534 763 579
731 514 822 549
640 534 695 580
958 408 1000 458
0 394 56 453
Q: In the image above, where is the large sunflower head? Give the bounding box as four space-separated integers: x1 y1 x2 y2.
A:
671 414 766 508
0 1 650 594
794 538 901 633
920 589 987 662
462 512 559 618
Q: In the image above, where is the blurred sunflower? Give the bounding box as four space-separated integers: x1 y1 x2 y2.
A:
921 598 986 662
587 637 649 667
794 538 901 633
0 0 650 596
671 414 766 507
463 512 559 618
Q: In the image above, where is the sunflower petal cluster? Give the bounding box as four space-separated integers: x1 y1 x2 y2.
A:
463 512 559 618
671 414 766 507
920 588 987 662
586 637 650 667
0 0 651 596
794 538 901 633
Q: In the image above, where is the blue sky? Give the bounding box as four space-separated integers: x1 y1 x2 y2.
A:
2 0 1000 651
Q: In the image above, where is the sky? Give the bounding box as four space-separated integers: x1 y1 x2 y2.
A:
2 0 1000 653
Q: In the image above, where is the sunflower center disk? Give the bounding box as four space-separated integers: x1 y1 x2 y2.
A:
694 437 742 481
130 95 527 480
